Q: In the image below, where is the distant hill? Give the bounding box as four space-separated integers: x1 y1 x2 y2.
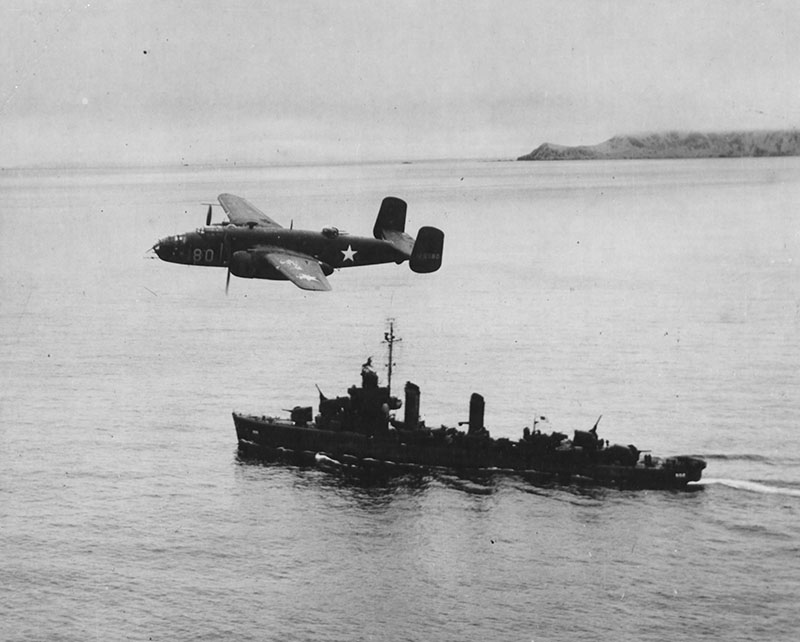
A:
517 130 800 161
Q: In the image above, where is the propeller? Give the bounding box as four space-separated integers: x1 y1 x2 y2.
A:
222 229 232 294
206 204 213 226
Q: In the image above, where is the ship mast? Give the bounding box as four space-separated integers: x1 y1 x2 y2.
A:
383 318 401 396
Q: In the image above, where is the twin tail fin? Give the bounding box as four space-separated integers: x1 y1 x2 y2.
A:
410 226 444 273
374 196 444 273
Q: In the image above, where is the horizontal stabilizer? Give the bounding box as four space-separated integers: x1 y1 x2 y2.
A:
410 226 444 273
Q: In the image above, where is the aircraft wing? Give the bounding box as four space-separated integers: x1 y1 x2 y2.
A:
259 249 332 291
218 193 282 228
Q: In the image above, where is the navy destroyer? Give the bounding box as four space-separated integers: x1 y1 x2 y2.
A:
233 322 705 489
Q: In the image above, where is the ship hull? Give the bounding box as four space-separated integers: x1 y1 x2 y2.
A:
233 413 705 490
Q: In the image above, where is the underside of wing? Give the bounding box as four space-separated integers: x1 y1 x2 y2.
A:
218 193 282 228
261 249 332 291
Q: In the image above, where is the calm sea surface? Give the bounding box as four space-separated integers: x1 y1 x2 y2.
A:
1 158 799 641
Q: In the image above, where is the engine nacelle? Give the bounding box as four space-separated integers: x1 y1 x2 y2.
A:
229 250 329 281
229 250 286 280
229 251 257 278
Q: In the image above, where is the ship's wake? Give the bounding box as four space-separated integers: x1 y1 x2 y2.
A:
698 478 800 498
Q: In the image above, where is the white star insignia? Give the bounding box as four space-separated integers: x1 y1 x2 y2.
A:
341 244 357 263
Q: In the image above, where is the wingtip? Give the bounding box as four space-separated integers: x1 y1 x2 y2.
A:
295 277 332 292
296 281 332 292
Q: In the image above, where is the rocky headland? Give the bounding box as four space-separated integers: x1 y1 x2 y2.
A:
517 130 800 161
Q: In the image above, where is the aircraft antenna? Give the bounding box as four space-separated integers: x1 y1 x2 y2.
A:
383 318 401 396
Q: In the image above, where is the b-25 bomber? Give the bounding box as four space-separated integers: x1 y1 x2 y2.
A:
151 193 444 291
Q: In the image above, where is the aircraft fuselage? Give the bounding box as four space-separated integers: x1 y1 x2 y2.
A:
151 193 443 290
154 225 407 279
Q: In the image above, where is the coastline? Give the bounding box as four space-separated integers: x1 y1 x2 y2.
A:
518 130 800 161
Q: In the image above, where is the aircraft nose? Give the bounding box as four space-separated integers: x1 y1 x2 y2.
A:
151 239 166 260
152 236 177 260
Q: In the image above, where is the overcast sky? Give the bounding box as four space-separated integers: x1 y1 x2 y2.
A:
2 0 799 167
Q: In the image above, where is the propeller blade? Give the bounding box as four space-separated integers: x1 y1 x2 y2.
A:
223 229 231 294
206 204 213 226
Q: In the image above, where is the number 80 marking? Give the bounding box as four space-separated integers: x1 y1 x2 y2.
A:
193 248 215 263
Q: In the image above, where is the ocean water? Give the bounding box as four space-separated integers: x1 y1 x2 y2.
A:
1 158 798 641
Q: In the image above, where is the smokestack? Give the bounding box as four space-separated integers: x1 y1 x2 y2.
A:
468 393 485 435
404 381 420 429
